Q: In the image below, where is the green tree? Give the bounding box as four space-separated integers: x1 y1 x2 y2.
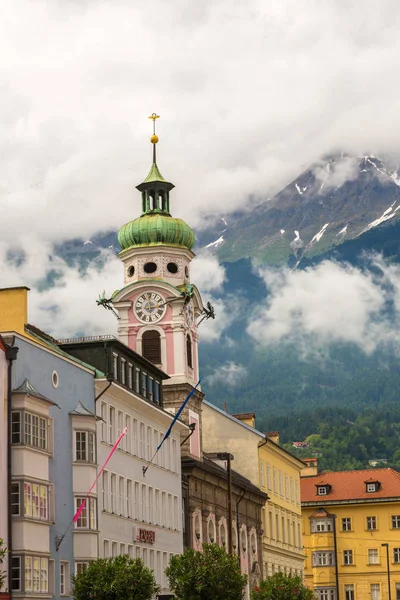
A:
72 555 159 600
251 573 315 600
166 543 247 600
0 538 8 591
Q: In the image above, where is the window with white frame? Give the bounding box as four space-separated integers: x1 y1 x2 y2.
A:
132 419 138 455
109 406 115 444
141 485 147 522
273 467 277 494
148 487 153 523
344 584 354 600
110 473 116 513
147 426 152 461
259 462 265 487
312 551 335 566
154 489 160 525
367 516 377 530
154 380 161 405
101 402 107 441
279 471 284 497
366 482 378 492
172 439 177 472
118 476 124 516
392 515 400 529
25 556 49 592
393 548 400 563
117 411 123 438
311 519 333 533
75 497 97 529
120 358 126 384
11 556 21 591
11 482 20 515
141 372 147 397
12 411 48 450
343 550 353 565
316 589 336 600
112 353 118 379
23 482 49 520
317 485 329 495
342 517 352 531
75 562 89 576
368 549 379 564
103 539 110 558
370 584 380 600
267 464 272 490
174 496 178 530
112 542 117 557
135 368 140 393
126 479 132 518
148 377 154 402
290 477 294 502
60 561 69 596
128 364 133 389
139 422 145 458
75 431 95 462
134 481 139 519
285 475 289 500
125 415 131 453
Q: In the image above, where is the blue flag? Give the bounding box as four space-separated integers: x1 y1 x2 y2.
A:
157 378 202 451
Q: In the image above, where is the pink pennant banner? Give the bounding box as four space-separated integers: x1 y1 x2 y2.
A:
73 426 128 523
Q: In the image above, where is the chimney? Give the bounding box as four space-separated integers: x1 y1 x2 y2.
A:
301 457 318 477
265 431 280 444
232 412 256 429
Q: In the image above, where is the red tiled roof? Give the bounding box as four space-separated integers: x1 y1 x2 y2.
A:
301 468 400 503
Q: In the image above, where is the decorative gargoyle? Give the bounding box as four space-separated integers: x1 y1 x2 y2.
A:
96 291 120 319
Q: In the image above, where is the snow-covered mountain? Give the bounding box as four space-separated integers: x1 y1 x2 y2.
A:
199 154 400 266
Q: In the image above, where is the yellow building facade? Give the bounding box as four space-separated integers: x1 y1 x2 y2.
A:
201 401 305 578
301 465 400 600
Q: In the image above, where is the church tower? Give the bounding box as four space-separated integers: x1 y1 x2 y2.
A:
112 115 204 456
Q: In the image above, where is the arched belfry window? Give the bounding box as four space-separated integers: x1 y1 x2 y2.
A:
186 334 193 369
143 330 161 364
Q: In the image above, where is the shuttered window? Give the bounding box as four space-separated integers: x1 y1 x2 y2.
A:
142 330 161 364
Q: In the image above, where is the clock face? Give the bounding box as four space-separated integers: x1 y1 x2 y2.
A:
134 292 166 323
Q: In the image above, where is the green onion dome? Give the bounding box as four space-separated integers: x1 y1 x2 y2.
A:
118 213 195 251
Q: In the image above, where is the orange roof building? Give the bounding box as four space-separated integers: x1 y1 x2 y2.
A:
301 467 400 600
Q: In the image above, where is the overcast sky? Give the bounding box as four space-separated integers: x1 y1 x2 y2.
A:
1 0 400 336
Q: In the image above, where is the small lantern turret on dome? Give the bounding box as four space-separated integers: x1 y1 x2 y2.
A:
136 113 174 215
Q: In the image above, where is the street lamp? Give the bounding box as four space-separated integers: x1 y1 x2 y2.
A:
381 543 391 600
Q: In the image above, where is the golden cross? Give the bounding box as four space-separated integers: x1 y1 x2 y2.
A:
148 113 160 135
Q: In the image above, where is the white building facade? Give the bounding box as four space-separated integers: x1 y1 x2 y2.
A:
59 337 187 595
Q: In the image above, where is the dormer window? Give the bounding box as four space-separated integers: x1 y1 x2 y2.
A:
316 483 331 496
366 480 380 493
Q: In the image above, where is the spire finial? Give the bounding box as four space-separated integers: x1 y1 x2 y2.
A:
148 113 160 163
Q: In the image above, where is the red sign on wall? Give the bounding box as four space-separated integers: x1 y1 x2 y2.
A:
136 528 156 544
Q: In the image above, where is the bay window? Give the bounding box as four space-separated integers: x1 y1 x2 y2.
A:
75 497 97 529
75 431 95 462
11 411 48 450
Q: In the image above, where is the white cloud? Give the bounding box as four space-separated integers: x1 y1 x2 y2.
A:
197 296 232 343
191 252 226 293
1 0 400 252
247 257 400 354
313 155 359 191
0 237 122 336
208 361 247 388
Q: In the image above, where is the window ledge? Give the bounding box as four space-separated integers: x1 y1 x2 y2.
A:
12 445 52 458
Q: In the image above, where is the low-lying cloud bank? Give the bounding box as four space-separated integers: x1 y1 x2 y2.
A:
247 256 400 355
